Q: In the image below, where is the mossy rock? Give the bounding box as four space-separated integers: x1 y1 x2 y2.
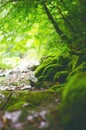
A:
49 83 66 95
73 61 86 73
41 56 58 65
34 64 46 77
37 76 45 82
35 54 72 82
42 64 62 81
77 52 86 65
35 57 58 77
35 64 62 82
69 50 86 70
68 55 79 71
54 71 68 83
59 72 86 130
58 54 72 70
68 61 86 80
36 81 54 89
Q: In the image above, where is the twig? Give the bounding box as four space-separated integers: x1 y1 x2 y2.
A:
0 92 12 111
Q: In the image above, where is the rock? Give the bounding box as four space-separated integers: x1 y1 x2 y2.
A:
34 57 59 77
59 72 86 130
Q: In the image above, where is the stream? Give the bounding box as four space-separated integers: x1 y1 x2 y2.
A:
0 59 39 91
0 58 61 130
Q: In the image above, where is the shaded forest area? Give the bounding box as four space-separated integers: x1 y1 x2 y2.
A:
0 0 86 130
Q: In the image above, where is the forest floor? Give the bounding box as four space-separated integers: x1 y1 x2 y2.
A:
0 61 62 130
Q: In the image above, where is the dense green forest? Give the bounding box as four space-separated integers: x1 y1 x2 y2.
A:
0 0 86 130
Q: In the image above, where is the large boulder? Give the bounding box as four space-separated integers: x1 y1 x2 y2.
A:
35 54 72 83
59 72 86 130
35 57 58 77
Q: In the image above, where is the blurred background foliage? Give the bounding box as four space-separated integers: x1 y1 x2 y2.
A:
0 0 86 68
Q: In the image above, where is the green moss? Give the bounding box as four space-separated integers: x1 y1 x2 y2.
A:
34 64 45 77
58 54 72 70
73 61 86 72
41 56 58 65
68 55 79 71
68 62 86 79
54 71 68 83
0 63 13 69
37 76 44 82
77 53 86 65
3 91 58 111
35 57 58 77
42 64 62 81
35 54 73 90
36 81 55 89
49 83 65 95
59 72 86 130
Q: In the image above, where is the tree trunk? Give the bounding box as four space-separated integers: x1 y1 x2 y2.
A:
43 3 69 43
